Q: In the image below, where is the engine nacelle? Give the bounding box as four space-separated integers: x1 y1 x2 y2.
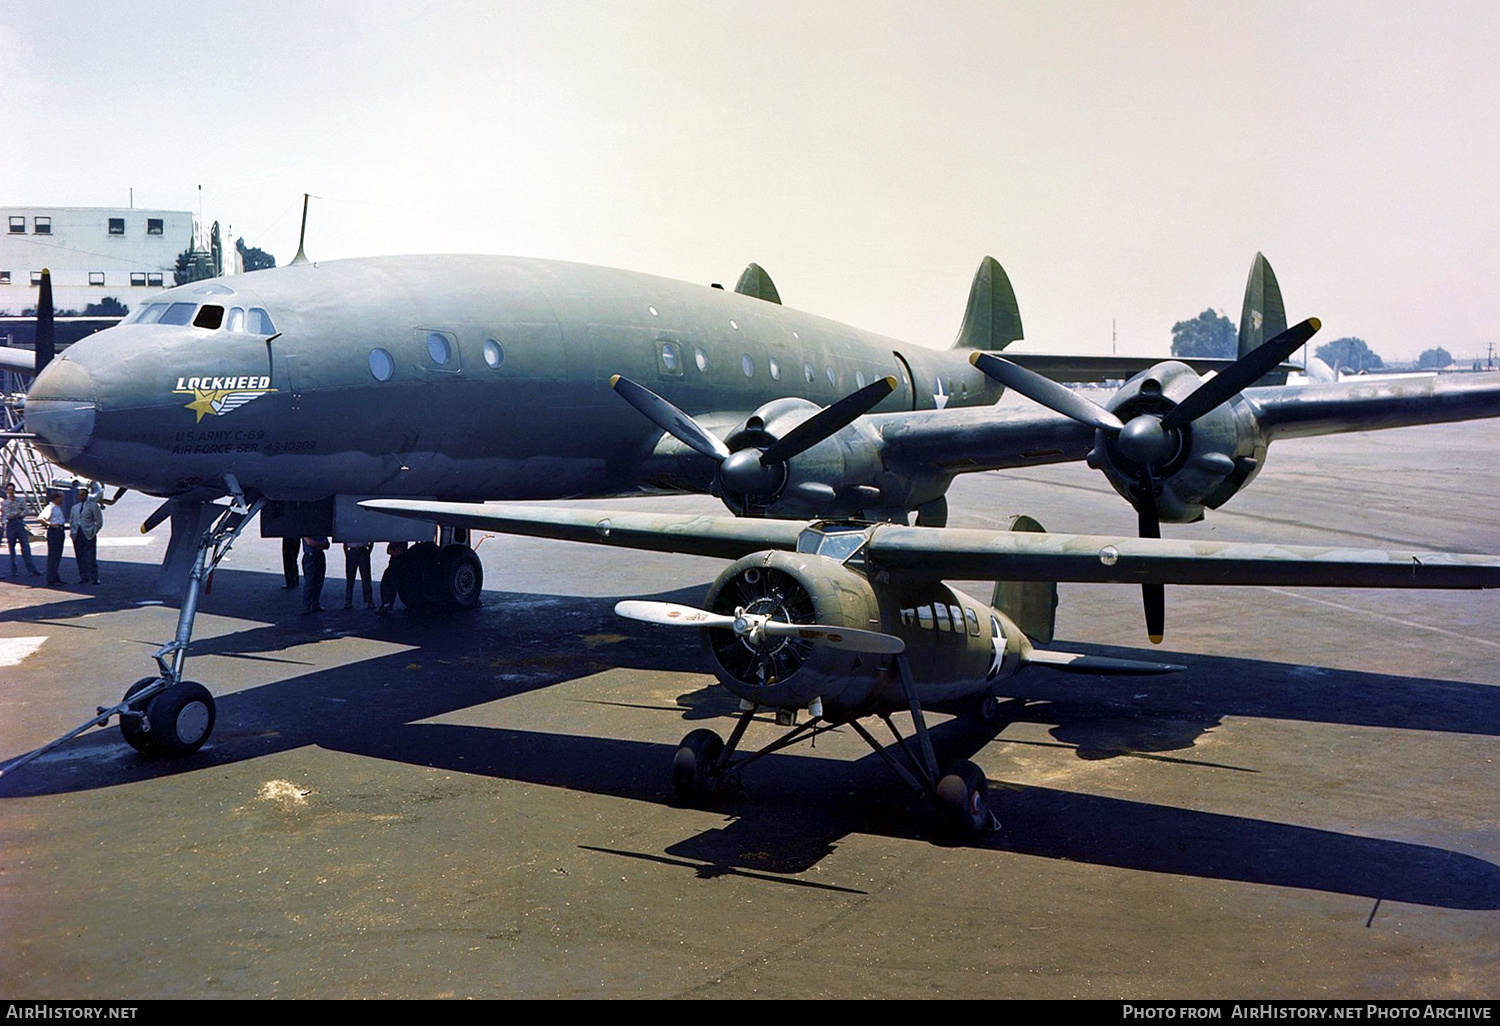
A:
700 549 886 713
1088 360 1269 523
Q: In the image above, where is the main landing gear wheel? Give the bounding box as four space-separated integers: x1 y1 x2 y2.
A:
397 542 440 610
437 545 483 610
672 728 725 804
934 759 990 844
117 678 216 757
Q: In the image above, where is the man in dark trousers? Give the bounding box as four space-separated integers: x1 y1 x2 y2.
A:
301 535 329 614
281 536 300 590
343 541 374 609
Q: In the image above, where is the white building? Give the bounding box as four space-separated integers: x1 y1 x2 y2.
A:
0 206 197 315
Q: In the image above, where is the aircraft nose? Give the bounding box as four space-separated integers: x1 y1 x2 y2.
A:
25 357 97 464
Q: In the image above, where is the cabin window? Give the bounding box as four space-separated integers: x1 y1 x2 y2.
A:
965 608 980 636
803 362 814 384
768 357 781 381
246 307 275 334
741 354 754 377
934 604 952 632
856 371 866 388
826 367 837 388
917 605 934 630
658 341 683 376
484 338 504 368
88 272 105 286
426 331 451 365
147 218 164 235
193 305 225 330
32 217 50 235
130 272 147 287
694 346 709 372
227 307 246 332
159 302 198 326
109 218 125 236
369 348 394 382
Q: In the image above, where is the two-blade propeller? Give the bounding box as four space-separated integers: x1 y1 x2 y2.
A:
971 317 1321 642
616 600 905 654
610 373 896 503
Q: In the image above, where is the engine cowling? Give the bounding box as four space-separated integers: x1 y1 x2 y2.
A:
1087 360 1269 523
700 549 885 713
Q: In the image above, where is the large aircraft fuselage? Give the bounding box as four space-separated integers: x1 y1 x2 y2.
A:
26 255 1000 502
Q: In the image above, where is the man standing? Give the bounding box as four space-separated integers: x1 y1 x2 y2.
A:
301 535 329 614
39 490 66 585
70 482 104 585
281 536 300 590
4 482 41 578
343 541 374 609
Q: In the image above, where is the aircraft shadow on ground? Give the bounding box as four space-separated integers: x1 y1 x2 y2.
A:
5 567 1500 908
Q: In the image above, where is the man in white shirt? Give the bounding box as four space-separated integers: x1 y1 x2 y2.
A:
39 489 66 585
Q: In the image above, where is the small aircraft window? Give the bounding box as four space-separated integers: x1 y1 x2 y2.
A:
950 605 965 633
768 357 781 381
193 305 225 330
694 346 709 372
934 604 952 633
648 306 658 317
658 341 683 376
427 332 451 365
729 319 739 331
900 608 916 627
741 354 754 377
917 605 934 630
227 307 246 333
803 362 815 384
484 338 504 368
826 367 837 388
247 307 276 334
369 348 394 382
965 608 980 636
856 371 866 389
194 283 235 296
159 302 198 326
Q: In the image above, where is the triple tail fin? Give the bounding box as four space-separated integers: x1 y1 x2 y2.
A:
952 256 1024 350
1236 252 1288 358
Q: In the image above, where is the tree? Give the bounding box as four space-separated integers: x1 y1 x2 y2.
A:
173 245 215 286
1417 347 1453 369
82 297 128 317
1314 337 1384 373
236 238 277 272
1171 309 1236 359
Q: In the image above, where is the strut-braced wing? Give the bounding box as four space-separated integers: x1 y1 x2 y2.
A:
359 501 1500 591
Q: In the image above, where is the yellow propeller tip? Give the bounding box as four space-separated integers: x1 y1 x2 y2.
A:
1148 635 1164 645
1307 317 1321 331
608 374 621 387
967 351 982 366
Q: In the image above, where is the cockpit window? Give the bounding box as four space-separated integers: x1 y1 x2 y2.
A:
158 302 198 326
133 302 170 324
796 524 869 564
246 307 276 334
227 307 246 332
193 305 225 330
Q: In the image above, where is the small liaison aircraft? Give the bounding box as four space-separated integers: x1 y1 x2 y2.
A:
5 250 1500 772
358 499 1500 841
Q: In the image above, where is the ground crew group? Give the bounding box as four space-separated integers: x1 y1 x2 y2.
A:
6 482 410 614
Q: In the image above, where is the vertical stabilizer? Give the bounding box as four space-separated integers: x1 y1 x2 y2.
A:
1236 252 1288 358
990 514 1057 643
734 263 782 304
953 256 1023 350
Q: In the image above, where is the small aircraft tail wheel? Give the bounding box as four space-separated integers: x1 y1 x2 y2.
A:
672 728 725 804
143 682 217 757
934 759 990 843
118 676 165 754
976 691 1001 723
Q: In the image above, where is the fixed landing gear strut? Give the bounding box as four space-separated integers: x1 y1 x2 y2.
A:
670 655 1000 843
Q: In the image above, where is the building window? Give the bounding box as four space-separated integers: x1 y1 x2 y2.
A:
30 271 42 286
33 217 50 235
8 217 24 234
147 218 163 235
147 273 163 287
130 272 147 287
89 272 105 286
0 271 9 285
109 218 125 236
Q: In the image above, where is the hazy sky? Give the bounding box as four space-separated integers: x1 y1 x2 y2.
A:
4 1 1497 361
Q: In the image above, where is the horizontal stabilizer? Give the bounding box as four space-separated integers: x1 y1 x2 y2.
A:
953 256 1023 350
734 263 782 304
1025 650 1185 675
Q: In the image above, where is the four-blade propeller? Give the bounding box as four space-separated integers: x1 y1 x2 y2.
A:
615 600 905 654
971 317 1322 642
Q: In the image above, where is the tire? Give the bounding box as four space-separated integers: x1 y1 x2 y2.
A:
672 728 725 804
934 759 990 843
436 546 483 610
119 676 165 754
397 542 440 610
975 691 1001 723
144 682 216 757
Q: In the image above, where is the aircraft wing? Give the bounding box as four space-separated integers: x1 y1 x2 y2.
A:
1001 353 1296 384
360 500 805 560
360 501 1500 591
1253 373 1500 440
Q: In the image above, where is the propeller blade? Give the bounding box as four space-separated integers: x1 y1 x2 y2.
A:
614 600 737 629
609 375 731 462
1136 466 1165 644
759 375 897 465
1160 317 1321 430
969 352 1125 432
760 620 906 654
36 268 55 374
